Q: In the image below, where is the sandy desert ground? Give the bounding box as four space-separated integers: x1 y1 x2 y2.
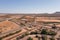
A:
0 13 60 40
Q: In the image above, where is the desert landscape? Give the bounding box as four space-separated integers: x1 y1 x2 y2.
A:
0 12 60 40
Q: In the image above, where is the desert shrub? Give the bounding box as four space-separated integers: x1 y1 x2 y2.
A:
27 37 33 40
41 29 47 35
16 37 20 40
50 38 55 40
20 23 25 26
30 31 38 35
52 24 56 29
47 30 57 36
20 34 25 39
0 37 2 40
25 32 30 36
35 35 38 38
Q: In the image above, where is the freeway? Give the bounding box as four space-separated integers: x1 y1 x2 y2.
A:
3 29 27 40
3 27 40 40
0 27 21 37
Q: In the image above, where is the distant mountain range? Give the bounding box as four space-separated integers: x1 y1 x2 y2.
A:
0 12 60 17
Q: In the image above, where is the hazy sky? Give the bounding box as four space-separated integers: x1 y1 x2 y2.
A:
0 0 60 13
